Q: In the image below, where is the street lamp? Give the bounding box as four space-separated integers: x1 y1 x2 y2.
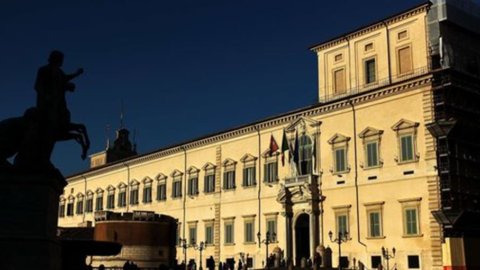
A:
381 246 396 270
192 240 206 270
328 230 351 270
179 238 188 270
257 231 276 270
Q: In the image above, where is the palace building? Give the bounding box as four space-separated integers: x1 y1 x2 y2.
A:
58 1 480 269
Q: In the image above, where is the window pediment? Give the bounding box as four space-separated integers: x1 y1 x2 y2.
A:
240 153 257 163
187 166 200 175
95 188 104 194
130 179 140 186
117 182 127 188
68 195 75 201
142 177 153 184
262 148 280 158
328 133 351 145
202 162 216 171
391 119 419 132
171 169 184 178
156 173 167 181
358 127 384 139
222 158 237 167
86 190 94 196
106 185 116 191
285 117 321 134
76 193 84 198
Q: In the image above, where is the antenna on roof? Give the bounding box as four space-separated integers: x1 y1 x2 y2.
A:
120 99 125 129
105 124 111 150
133 128 137 152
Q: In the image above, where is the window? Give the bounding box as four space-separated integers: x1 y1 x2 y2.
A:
365 43 374 52
188 177 199 196
334 147 347 173
204 174 215 193
187 167 200 196
205 223 214 245
244 220 255 243
337 214 348 235
365 202 384 238
371 256 382 269
240 154 257 187
334 68 346 94
299 134 313 175
369 211 381 237
85 193 93 213
76 195 84 215
333 205 351 237
400 135 414 162
408 255 420 269
266 215 278 241
224 220 235 244
106 187 115 209
189 223 198 244
392 119 419 164
59 200 65 217
171 170 184 198
143 179 152 203
366 142 379 167
172 177 182 198
328 134 350 174
130 182 139 205
66 197 74 216
157 180 167 201
203 163 216 193
95 190 104 211
223 170 236 190
243 167 256 187
398 46 413 75
398 30 408 40
118 184 127 207
264 161 278 183
399 197 422 236
365 58 376 84
359 127 384 169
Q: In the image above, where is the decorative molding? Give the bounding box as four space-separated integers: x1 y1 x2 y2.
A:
170 169 184 178
202 162 216 171
67 74 432 181
391 119 420 131
328 133 351 145
240 153 258 163
310 4 429 52
187 166 200 175
222 158 237 167
358 127 384 139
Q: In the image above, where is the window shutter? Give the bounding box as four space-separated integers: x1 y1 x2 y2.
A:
223 172 227 189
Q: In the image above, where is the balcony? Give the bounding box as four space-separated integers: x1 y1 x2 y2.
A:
319 66 429 103
284 174 313 187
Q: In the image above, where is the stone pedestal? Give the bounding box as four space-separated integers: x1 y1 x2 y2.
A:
0 170 66 270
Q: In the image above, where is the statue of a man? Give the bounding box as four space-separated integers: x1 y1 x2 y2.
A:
34 50 83 130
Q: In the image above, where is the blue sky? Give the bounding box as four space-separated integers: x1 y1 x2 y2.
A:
0 0 424 175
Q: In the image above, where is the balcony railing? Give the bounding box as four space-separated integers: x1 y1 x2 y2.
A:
284 174 312 186
319 66 430 103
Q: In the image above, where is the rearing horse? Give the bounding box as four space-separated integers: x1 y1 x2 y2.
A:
34 50 90 161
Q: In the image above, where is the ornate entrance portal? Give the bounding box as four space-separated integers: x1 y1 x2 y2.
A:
295 213 310 266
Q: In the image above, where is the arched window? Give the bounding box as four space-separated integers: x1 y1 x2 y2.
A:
299 134 313 175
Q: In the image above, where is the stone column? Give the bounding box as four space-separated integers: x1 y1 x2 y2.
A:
0 170 66 270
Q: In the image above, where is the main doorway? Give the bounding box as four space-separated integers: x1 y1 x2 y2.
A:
294 213 310 266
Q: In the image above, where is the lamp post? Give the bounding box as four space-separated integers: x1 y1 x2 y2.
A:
179 238 188 270
192 240 206 270
381 246 395 270
257 231 276 270
328 230 351 270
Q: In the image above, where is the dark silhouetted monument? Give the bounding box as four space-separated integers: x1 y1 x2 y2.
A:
0 50 91 270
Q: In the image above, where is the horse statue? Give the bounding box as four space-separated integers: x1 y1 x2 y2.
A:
0 50 90 171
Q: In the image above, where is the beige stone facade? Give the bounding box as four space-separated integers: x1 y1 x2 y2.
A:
59 2 480 269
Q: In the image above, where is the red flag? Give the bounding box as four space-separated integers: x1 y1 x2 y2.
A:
269 135 279 156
